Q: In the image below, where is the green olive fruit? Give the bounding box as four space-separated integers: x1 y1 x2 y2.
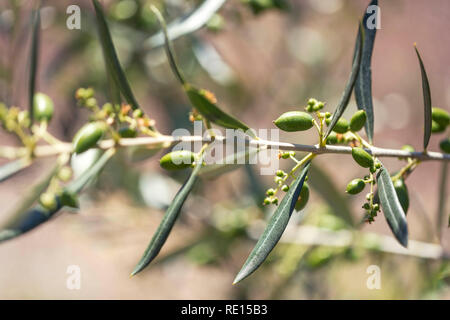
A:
313 102 324 111
273 111 314 132
326 131 338 145
159 150 196 170
332 118 349 134
60 190 79 209
58 166 73 182
40 192 57 210
295 182 310 211
118 127 138 138
350 110 367 132
431 120 446 133
351 147 374 168
439 138 450 153
393 179 409 214
33 93 54 123
431 107 450 128
73 121 107 154
346 179 366 195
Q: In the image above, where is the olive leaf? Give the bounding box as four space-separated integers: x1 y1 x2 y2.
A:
233 161 311 284
144 0 228 49
325 23 363 139
28 6 40 125
92 0 140 110
0 158 32 183
151 6 256 137
308 164 354 227
2 163 59 227
185 86 256 138
131 154 204 276
436 162 448 232
376 165 408 247
354 0 377 143
0 148 116 243
414 44 432 150
151 5 187 85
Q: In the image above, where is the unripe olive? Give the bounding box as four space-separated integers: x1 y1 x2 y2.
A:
295 182 310 211
439 138 450 153
393 179 409 214
159 150 196 171
332 118 349 134
266 188 275 196
350 110 367 132
40 192 57 210
431 107 450 128
73 121 107 154
313 102 324 111
346 179 366 195
281 185 289 192
58 166 73 182
431 120 446 133
307 98 318 107
326 131 338 145
276 170 285 177
351 147 374 168
33 93 54 123
60 190 79 209
274 111 314 132
119 127 138 138
274 176 283 184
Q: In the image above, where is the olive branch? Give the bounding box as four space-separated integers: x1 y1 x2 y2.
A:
0 0 449 285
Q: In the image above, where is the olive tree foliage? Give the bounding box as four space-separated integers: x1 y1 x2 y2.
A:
0 0 449 285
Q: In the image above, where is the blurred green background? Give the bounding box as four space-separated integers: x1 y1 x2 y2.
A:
0 0 449 299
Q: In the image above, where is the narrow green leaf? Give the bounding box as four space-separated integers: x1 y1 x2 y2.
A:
325 23 363 139
66 148 116 194
151 5 186 85
186 86 256 138
28 7 41 124
233 161 311 284
376 165 408 247
354 0 377 143
308 164 354 227
0 158 31 183
414 44 432 150
144 0 228 49
436 162 448 232
92 0 140 110
150 6 255 137
0 149 115 243
131 155 204 276
3 163 59 228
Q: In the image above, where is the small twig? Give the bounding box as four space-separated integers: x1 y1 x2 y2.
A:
1 135 449 162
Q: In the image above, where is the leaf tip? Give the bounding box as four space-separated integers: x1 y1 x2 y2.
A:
232 272 246 285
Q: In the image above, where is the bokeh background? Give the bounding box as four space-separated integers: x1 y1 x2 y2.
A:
0 0 449 299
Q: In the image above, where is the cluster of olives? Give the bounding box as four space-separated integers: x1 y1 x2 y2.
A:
270 98 371 212
0 92 54 134
430 107 450 154
39 166 78 211
72 87 155 155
